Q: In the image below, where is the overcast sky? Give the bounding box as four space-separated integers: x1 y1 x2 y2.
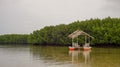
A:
0 0 120 34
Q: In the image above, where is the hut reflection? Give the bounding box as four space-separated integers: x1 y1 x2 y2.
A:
69 50 91 67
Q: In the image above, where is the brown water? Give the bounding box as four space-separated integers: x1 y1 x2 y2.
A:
0 45 120 67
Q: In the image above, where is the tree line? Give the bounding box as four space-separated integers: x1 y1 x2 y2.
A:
0 17 120 46
0 34 28 44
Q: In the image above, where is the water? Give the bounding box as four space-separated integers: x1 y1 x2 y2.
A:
0 45 120 67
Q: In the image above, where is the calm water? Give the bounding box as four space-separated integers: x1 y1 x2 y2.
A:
0 45 120 67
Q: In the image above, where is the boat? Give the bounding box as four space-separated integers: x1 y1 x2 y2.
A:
69 46 80 50
69 46 91 51
83 47 91 51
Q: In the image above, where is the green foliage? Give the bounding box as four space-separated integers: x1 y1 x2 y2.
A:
28 24 71 45
28 17 120 46
0 34 29 44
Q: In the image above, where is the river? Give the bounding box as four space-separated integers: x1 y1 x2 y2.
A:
0 45 120 67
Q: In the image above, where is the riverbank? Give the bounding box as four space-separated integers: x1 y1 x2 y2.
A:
1 43 120 48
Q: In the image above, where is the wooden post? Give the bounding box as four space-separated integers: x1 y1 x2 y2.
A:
72 38 73 47
77 36 78 46
85 36 87 45
88 37 90 47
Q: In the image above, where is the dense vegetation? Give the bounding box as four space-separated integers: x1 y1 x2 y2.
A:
0 34 28 44
28 17 120 46
0 17 120 46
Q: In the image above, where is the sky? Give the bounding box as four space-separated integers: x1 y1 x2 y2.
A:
0 0 120 34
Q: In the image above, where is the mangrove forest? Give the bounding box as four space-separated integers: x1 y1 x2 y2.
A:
0 17 120 46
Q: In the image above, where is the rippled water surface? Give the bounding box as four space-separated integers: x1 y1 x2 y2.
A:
0 45 120 67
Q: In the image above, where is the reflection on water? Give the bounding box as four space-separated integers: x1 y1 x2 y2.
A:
69 50 91 67
0 45 120 67
83 50 91 64
30 46 92 67
30 46 120 67
30 46 71 65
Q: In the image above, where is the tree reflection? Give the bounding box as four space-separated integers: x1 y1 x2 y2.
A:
29 46 120 67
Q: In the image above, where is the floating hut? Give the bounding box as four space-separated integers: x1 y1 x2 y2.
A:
68 30 94 51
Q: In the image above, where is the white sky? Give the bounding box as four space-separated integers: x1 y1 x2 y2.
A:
0 0 120 34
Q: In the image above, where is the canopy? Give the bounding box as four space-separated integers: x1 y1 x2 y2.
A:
68 30 94 39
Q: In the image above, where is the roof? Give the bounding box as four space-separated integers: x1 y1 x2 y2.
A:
68 29 94 39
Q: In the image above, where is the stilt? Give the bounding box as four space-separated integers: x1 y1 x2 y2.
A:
72 38 73 47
